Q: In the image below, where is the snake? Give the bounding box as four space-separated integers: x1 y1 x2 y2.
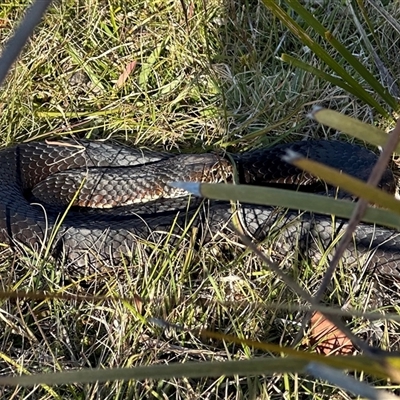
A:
0 139 399 277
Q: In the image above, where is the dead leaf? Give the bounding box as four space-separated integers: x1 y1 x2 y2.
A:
0 19 10 29
304 311 355 355
115 60 137 88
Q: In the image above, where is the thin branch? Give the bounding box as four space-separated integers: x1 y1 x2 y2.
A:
0 0 53 86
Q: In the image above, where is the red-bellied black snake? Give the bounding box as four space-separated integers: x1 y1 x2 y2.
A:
0 139 398 277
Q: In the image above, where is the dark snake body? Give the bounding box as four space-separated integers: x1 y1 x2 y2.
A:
1 139 399 277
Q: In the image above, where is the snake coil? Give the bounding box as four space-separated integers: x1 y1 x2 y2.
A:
0 139 399 277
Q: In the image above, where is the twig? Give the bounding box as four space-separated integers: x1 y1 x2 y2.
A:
239 233 369 352
293 120 400 350
0 0 53 86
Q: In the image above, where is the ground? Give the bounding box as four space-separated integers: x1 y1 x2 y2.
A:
1 0 400 398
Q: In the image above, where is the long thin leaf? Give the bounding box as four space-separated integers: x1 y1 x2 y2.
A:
283 151 400 214
310 107 397 151
173 182 400 230
286 0 399 111
262 0 390 118
281 54 388 114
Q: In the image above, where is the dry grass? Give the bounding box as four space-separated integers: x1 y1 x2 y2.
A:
1 0 400 398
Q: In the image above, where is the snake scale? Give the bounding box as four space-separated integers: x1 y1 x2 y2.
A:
0 139 399 277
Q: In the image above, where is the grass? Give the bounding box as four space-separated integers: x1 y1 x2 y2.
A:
1 0 400 398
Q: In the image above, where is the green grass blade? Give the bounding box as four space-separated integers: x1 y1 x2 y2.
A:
310 107 397 151
285 0 398 111
66 43 105 92
195 183 400 230
281 55 388 116
0 358 306 386
324 31 398 111
286 153 400 214
0 353 397 387
138 39 168 89
262 0 391 117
